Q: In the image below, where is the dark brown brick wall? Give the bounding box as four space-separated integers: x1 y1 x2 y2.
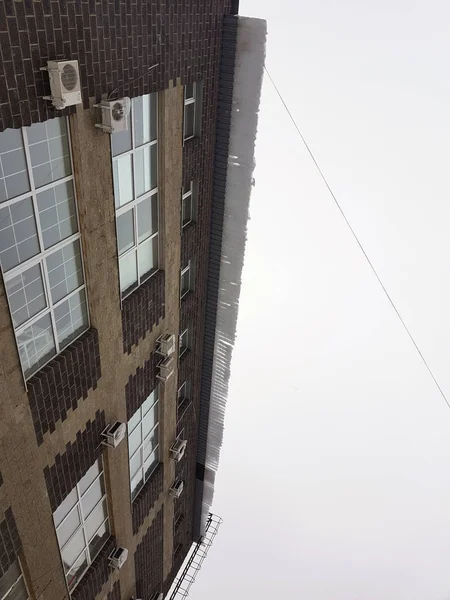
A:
107 580 121 600
132 462 164 535
121 269 165 354
27 327 102 446
125 354 159 422
71 535 115 600
0 1 231 131
0 508 21 578
44 410 106 512
135 507 164 600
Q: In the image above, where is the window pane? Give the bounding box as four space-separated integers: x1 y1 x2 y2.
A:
0 197 39 272
88 519 109 561
5 264 46 328
182 194 192 225
131 472 144 501
144 450 158 481
5 575 28 600
142 389 157 414
113 154 133 208
117 209 134 254
128 422 141 457
54 288 88 348
37 180 77 249
130 448 142 480
111 127 132 157
128 408 141 434
0 129 30 203
65 548 88 592
79 461 101 496
119 250 137 295
144 427 158 460
184 103 195 139
46 240 83 304
61 529 85 574
138 236 158 281
54 488 78 528
180 330 188 353
56 505 81 549
0 560 22 598
81 476 105 519
28 117 71 188
181 267 190 297
134 145 157 197
85 499 108 542
143 403 158 437
133 95 155 146
137 195 158 242
185 83 194 100
17 312 55 376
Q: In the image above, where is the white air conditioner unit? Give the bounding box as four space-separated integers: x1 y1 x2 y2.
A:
169 479 184 499
170 439 187 462
94 97 131 133
41 60 82 109
157 356 175 383
157 333 176 357
101 421 126 448
108 547 128 570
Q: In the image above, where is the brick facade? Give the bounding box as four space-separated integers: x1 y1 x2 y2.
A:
71 536 116 600
132 462 164 535
135 507 164 600
106 580 121 600
27 327 102 446
125 354 159 422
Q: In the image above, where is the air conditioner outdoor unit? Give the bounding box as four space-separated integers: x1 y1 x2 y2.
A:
169 479 184 499
157 356 175 383
94 97 131 133
108 547 128 570
170 439 187 462
41 60 82 109
101 421 126 448
157 333 176 357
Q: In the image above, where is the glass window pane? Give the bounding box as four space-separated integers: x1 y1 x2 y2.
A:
5 575 28 600
54 288 88 348
144 449 158 481
88 519 109 561
185 83 194 100
130 448 142 480
85 499 108 542
61 529 85 574
182 193 192 225
142 389 157 414
133 94 157 146
142 403 158 437
128 422 141 457
17 312 55 377
0 560 22 598
128 408 141 434
138 236 158 281
0 198 39 272
113 154 133 208
144 427 158 460
134 145 157 197
119 250 138 295
81 477 105 519
184 103 195 139
65 549 88 592
54 488 78 528
137 195 158 242
28 117 71 188
79 461 101 496
56 505 81 549
111 127 132 157
46 240 83 304
131 472 144 501
0 129 30 203
5 264 46 328
181 267 190 297
37 181 77 249
117 209 134 255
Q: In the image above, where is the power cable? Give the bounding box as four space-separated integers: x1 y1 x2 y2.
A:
264 65 450 411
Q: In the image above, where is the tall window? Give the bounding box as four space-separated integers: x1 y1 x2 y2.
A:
182 181 195 227
53 460 110 593
127 387 159 501
111 94 159 297
0 119 88 379
180 260 193 299
183 83 200 140
180 328 190 357
0 560 29 600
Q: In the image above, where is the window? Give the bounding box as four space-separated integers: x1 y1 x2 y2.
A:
180 260 194 299
182 181 195 227
0 559 29 600
0 119 89 379
111 93 159 298
53 460 110 593
177 381 190 407
183 83 201 140
127 387 159 501
179 328 189 357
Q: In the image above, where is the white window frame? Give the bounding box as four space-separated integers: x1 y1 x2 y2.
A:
127 387 160 502
0 120 89 381
183 84 197 141
53 459 110 593
111 94 159 299
0 559 29 600
180 261 192 299
179 328 189 357
182 181 194 227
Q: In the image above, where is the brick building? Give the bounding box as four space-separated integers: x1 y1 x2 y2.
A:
0 2 265 599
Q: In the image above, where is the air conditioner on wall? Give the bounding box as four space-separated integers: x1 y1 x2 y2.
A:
94 97 131 133
157 356 175 383
156 333 176 357
170 439 187 462
101 421 126 448
108 547 128 570
41 60 82 109
169 479 184 499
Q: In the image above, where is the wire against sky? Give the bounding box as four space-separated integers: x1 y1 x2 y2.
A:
263 66 450 411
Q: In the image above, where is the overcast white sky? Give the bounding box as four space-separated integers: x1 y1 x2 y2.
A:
193 2 450 599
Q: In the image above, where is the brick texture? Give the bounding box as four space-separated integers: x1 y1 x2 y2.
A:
0 508 21 578
121 270 165 354
44 410 107 512
71 535 115 600
135 507 164 600
107 580 121 600
125 354 159 422
27 327 102 446
132 462 164 535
